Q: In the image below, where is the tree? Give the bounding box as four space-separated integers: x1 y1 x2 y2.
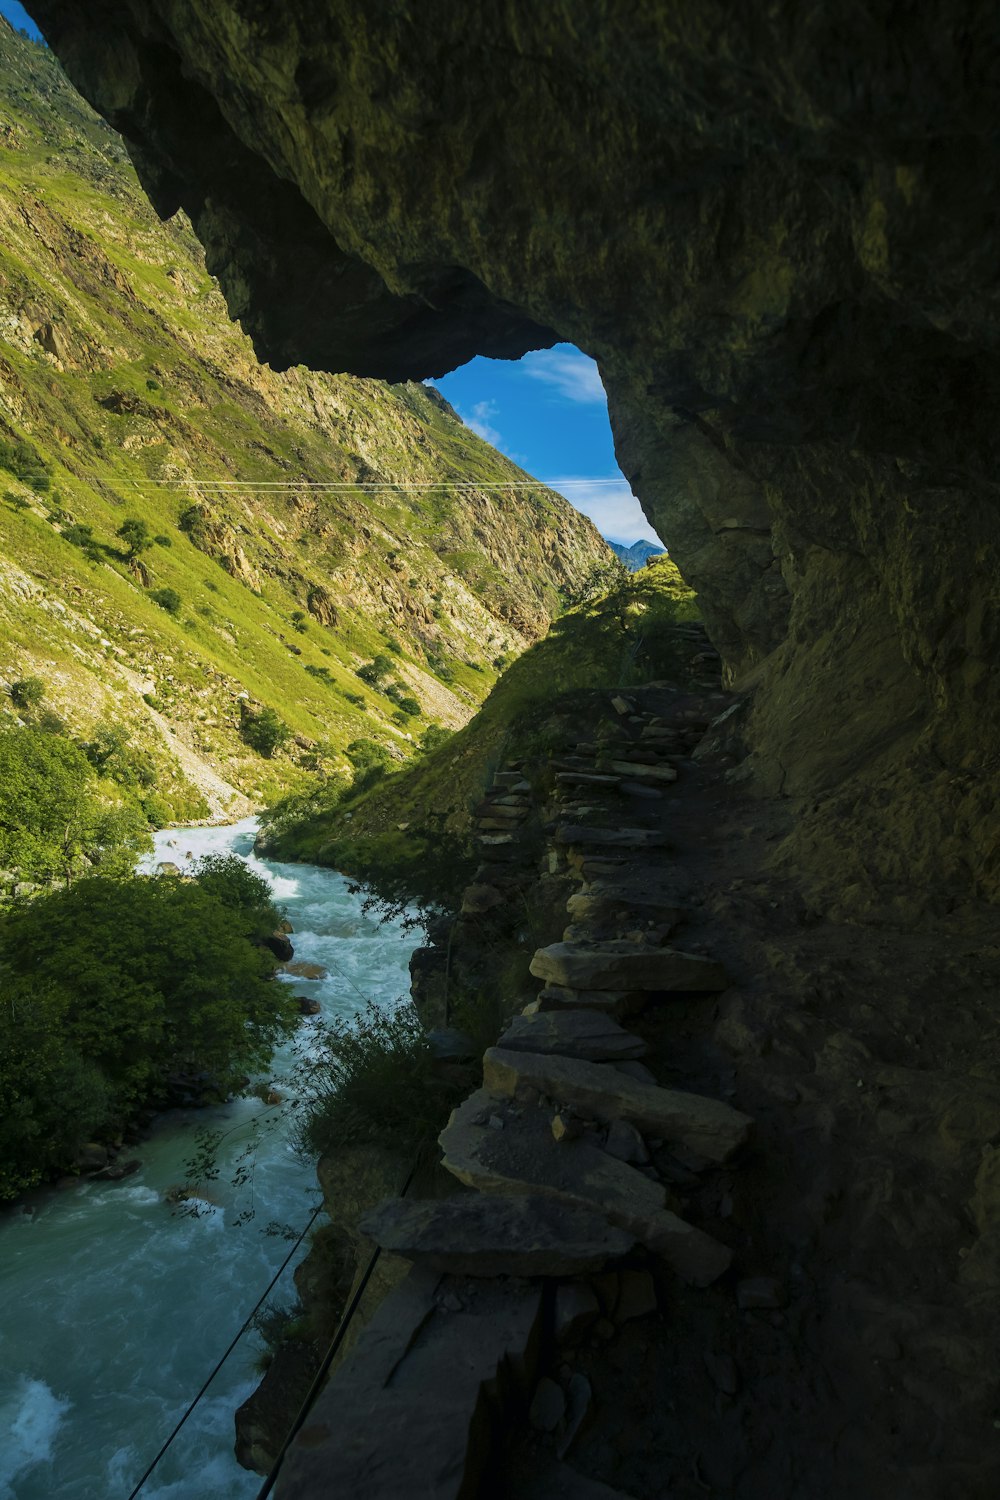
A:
116 517 153 559
0 875 298 1195
0 726 151 883
239 702 291 758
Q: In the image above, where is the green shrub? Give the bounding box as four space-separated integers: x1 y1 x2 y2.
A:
295 1001 462 1157
10 676 44 710
153 534 172 547
150 587 182 614
240 703 291 758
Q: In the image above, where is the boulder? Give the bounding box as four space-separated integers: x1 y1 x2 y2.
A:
498 1009 648 1062
483 1048 753 1163
263 932 294 961
360 1193 635 1277
75 1142 109 1170
297 995 321 1015
155 861 181 877
530 941 728 993
281 960 328 980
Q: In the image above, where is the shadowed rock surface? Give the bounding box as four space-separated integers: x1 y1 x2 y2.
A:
32 0 1000 913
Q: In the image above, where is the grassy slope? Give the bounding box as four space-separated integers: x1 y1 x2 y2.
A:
0 22 609 814
261 559 702 889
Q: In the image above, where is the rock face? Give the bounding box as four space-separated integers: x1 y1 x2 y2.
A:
33 0 1000 909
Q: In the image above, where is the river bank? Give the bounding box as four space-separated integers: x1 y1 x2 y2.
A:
0 818 418 1500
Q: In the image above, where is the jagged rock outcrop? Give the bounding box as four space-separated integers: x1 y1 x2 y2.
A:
33 0 1000 909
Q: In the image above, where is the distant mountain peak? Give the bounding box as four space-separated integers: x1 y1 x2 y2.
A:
607 538 665 571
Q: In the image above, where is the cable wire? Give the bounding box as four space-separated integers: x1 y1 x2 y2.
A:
125 1199 325 1500
253 1156 420 1500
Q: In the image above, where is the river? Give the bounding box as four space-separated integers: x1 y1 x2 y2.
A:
0 818 418 1500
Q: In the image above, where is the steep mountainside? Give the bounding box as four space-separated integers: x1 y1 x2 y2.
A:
0 21 609 815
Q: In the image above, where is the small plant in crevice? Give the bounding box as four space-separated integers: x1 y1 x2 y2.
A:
294 1000 464 1159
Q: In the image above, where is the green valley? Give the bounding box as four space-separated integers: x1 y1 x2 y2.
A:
0 19 609 833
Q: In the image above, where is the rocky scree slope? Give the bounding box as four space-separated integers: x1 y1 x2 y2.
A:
33 0 1000 909
0 21 608 813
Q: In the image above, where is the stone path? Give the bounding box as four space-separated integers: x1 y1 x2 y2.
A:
276 680 748 1499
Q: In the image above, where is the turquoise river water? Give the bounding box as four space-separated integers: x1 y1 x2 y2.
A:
0 818 418 1500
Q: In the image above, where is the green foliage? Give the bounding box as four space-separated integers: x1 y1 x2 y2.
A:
290 610 307 634
296 1001 462 1157
10 676 44 710
116 516 153 558
150 586 182 614
153 534 172 548
0 434 45 489
0 873 296 1196
240 702 291 758
420 724 451 753
0 725 152 883
192 852 281 942
178 504 207 542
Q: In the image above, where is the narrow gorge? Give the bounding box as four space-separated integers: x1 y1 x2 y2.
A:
5 4 1000 1498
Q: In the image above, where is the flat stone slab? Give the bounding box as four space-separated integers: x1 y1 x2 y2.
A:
535 984 644 1019
607 760 678 782
555 825 669 849
499 1009 649 1061
483 1048 753 1163
277 1265 542 1499
555 771 622 787
530 941 728 993
359 1193 634 1277
439 1093 730 1285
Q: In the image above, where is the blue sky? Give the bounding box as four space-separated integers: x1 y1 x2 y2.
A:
0 2 42 40
0 2 659 547
433 345 662 546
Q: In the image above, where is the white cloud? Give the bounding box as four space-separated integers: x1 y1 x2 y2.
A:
453 397 502 449
546 476 664 547
520 349 607 405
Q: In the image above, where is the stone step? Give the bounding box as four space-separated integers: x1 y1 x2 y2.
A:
359 1193 634 1278
476 818 526 833
492 772 532 790
439 1093 731 1285
620 781 665 799
530 941 727 992
476 832 517 846
474 801 527 820
606 760 678 783
499 1008 649 1062
566 886 684 927
554 771 622 788
554 825 669 850
276 1264 542 1499
483 1048 753 1163
530 985 643 1020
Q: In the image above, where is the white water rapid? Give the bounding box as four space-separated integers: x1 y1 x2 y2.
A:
0 818 418 1499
